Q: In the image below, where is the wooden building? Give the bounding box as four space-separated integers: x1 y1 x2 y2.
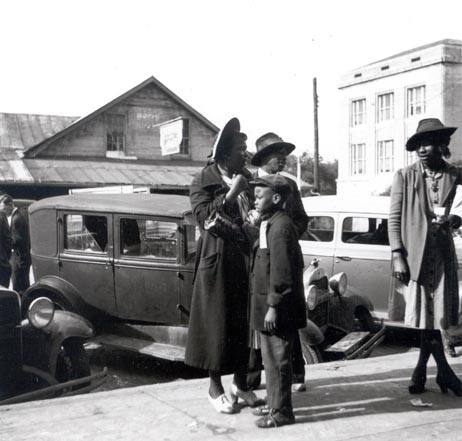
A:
0 76 219 199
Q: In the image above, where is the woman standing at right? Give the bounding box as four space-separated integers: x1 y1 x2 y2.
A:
389 118 462 396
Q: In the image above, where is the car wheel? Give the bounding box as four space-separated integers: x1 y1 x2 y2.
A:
300 341 323 364
55 340 91 390
355 308 375 332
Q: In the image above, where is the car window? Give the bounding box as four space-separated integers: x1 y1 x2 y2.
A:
342 217 389 245
64 214 108 253
120 218 178 259
300 216 334 242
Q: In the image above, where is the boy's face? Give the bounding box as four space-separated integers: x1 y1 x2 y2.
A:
254 186 280 214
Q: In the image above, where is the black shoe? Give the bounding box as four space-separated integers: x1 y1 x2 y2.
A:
436 372 462 396
255 410 295 429
408 370 426 394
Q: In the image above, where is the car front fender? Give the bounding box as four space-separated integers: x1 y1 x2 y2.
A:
298 319 325 346
22 311 94 377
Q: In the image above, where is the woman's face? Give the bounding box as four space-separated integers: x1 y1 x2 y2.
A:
416 141 441 166
226 136 247 173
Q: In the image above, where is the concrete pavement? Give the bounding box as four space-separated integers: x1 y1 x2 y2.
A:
1 351 462 441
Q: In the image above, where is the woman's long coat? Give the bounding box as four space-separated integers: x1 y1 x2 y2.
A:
185 163 250 372
388 161 462 327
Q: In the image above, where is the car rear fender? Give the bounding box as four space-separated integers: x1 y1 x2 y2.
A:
22 276 89 317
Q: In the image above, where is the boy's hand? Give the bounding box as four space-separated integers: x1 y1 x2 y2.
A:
264 307 277 333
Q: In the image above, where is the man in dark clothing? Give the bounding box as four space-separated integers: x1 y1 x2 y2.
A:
10 202 31 293
0 194 12 288
250 174 306 428
248 132 308 392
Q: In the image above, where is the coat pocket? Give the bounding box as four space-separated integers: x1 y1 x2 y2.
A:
198 252 219 269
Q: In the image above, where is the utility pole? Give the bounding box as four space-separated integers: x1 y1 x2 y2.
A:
313 77 320 191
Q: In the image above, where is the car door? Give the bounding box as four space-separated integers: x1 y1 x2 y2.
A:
333 213 391 319
299 213 337 275
58 211 116 315
113 215 180 324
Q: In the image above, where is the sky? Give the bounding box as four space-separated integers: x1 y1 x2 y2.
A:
2 0 462 160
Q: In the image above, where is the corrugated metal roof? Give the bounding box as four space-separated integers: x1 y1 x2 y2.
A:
29 193 191 217
23 159 202 189
0 113 78 151
0 150 34 182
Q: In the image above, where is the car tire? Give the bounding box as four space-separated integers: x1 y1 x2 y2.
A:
55 339 91 390
300 341 323 364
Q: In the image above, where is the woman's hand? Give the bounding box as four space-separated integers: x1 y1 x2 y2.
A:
264 306 277 333
226 174 248 202
392 251 410 285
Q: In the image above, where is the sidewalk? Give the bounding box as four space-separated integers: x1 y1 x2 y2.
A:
1 351 462 441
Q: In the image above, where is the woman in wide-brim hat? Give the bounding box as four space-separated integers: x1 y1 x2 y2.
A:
389 117 462 396
185 117 264 414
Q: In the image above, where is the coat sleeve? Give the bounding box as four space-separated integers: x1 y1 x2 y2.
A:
388 170 404 253
1 214 11 260
189 174 226 228
11 212 27 251
267 222 298 307
290 185 309 238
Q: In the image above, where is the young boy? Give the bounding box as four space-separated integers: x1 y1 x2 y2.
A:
250 174 306 428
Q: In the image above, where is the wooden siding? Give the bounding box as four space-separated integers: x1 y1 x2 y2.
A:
40 83 217 161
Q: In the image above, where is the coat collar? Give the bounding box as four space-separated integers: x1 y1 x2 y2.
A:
199 163 228 190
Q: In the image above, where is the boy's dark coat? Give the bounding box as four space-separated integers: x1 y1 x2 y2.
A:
250 210 306 331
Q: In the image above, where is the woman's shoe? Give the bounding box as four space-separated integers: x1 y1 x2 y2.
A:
408 374 426 394
229 382 266 407
436 372 462 396
208 393 236 414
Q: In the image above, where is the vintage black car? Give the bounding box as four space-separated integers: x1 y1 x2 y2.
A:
0 287 105 405
23 193 379 364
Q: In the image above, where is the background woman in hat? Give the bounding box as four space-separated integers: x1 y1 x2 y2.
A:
389 118 462 396
185 118 262 414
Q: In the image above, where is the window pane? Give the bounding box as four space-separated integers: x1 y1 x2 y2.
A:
300 216 335 242
64 214 108 253
185 224 199 256
120 218 178 259
342 217 389 245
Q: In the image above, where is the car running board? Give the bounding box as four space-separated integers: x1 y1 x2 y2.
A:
93 334 186 362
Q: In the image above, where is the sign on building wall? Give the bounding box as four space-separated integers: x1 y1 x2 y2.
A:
160 118 183 156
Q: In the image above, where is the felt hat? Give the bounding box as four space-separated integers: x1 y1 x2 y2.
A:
209 117 242 160
251 132 295 166
406 118 457 151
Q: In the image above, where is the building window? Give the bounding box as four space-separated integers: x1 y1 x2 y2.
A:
405 149 417 165
106 114 126 153
377 140 394 173
407 86 426 117
179 118 190 155
351 99 366 126
377 92 394 122
350 143 366 175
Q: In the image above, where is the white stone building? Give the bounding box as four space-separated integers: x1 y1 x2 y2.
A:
337 39 462 196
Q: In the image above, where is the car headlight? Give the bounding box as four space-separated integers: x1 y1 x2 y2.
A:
28 297 55 329
328 272 348 295
305 285 318 310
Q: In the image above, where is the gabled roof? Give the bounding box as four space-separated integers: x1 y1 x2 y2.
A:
0 112 78 151
25 76 219 157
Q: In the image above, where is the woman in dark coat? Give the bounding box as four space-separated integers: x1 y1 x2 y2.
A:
185 118 262 414
389 118 462 396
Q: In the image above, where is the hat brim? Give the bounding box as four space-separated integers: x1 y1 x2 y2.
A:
250 142 295 166
209 117 241 159
406 127 457 151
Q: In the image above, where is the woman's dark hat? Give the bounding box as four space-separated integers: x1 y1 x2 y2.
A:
406 118 457 151
209 117 242 160
251 132 295 167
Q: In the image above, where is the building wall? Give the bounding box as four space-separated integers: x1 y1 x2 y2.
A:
40 83 216 162
337 40 462 196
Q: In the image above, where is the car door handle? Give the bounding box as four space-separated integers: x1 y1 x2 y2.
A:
336 256 352 261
